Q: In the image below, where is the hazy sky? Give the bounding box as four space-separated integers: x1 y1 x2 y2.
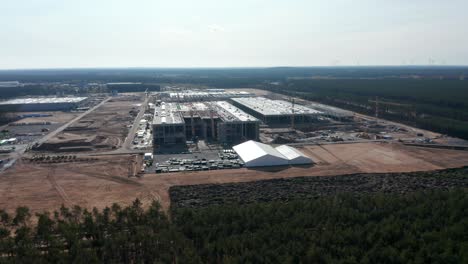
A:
1 0 468 69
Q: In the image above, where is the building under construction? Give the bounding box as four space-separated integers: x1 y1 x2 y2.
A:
153 101 259 147
231 97 322 125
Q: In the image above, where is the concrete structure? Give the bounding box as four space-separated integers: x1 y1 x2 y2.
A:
233 140 313 167
231 97 322 125
0 97 87 112
153 101 259 147
153 102 186 145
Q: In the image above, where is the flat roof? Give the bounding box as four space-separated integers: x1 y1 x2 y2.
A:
232 97 322 116
211 101 258 122
153 101 258 125
0 97 87 105
306 102 354 118
166 90 254 100
153 102 184 125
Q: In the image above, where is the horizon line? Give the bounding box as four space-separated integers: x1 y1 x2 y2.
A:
1 65 468 71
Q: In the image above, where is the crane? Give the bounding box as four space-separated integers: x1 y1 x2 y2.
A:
291 97 295 130
368 98 413 119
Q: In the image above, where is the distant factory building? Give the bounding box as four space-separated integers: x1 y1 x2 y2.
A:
0 81 21 87
160 89 255 102
0 97 87 112
106 82 160 92
306 102 354 120
233 140 312 167
152 101 259 147
231 97 322 125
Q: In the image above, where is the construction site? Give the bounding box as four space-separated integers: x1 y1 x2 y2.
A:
1 88 468 214
33 95 143 153
152 101 259 146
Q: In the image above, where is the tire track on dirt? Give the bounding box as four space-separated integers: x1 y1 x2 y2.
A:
66 167 143 186
47 166 72 205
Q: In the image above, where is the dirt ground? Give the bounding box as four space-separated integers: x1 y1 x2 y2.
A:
10 112 80 124
35 95 142 153
1 142 468 215
0 155 145 214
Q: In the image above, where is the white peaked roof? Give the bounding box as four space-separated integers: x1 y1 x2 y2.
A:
233 140 289 167
275 145 313 165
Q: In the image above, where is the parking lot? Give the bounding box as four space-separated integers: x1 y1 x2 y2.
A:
146 148 244 173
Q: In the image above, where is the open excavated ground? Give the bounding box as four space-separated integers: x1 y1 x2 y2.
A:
1 142 468 214
10 111 80 124
35 95 141 153
0 155 144 214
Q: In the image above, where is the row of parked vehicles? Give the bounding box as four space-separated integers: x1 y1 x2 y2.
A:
154 150 244 173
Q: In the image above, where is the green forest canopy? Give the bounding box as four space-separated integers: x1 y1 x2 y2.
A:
0 189 466 263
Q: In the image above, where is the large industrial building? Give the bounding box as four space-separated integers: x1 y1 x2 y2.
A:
0 97 88 112
153 101 260 146
231 97 322 125
160 89 255 102
306 102 354 120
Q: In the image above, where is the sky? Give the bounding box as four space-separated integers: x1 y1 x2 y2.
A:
1 0 468 69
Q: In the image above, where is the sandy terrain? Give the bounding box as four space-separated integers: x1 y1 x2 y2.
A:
35 95 142 153
1 142 468 214
10 112 80 124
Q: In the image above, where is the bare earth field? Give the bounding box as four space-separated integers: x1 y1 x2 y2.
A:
10 111 80 124
1 142 468 214
35 96 141 153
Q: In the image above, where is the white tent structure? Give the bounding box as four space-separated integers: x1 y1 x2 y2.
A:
233 140 313 167
233 140 289 167
275 145 313 165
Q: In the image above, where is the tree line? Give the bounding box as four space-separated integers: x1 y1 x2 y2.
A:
0 189 466 263
266 79 468 139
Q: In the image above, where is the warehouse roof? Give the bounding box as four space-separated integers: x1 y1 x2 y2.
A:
212 101 258 122
306 102 354 118
166 90 254 100
0 97 87 105
232 97 322 116
153 101 258 125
